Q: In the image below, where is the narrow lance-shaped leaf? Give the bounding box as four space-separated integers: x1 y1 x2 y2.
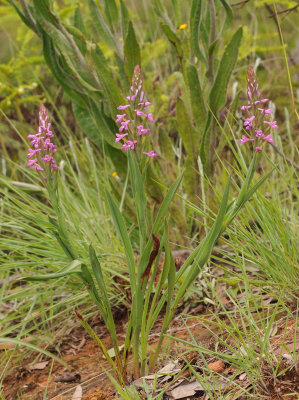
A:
176 98 198 159
161 23 184 64
209 27 243 114
106 191 136 293
124 21 141 80
190 0 205 63
103 0 119 33
120 0 130 38
184 62 207 131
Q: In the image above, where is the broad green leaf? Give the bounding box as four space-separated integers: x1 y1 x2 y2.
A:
120 0 130 38
33 0 59 27
104 0 119 32
87 0 119 54
190 0 205 63
124 21 141 80
209 27 243 114
91 46 125 113
72 102 102 146
176 98 198 159
184 62 207 131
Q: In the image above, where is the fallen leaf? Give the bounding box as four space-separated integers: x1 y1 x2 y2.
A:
168 380 204 399
239 372 247 381
71 385 82 400
28 361 49 371
207 360 225 373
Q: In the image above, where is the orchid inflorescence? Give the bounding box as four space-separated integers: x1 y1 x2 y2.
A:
27 104 59 174
115 65 158 158
239 66 278 152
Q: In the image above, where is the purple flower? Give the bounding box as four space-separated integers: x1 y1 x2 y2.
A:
263 134 273 143
264 120 278 129
27 104 59 174
238 67 278 153
115 133 128 143
258 108 272 116
241 105 251 111
143 150 158 157
238 135 255 144
115 114 126 124
122 140 137 151
137 125 151 135
135 109 147 117
147 113 154 122
119 120 130 132
255 130 264 138
115 65 157 157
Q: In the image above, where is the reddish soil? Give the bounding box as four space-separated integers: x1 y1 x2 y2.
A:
3 306 299 400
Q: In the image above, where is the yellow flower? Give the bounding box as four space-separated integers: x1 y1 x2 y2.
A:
178 23 187 30
112 171 118 177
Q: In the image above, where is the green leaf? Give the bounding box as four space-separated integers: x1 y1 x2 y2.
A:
128 152 147 247
73 6 87 54
72 102 103 146
161 23 184 64
209 27 243 114
87 0 119 53
23 260 84 281
219 0 233 30
0 338 68 368
103 0 119 32
190 0 205 63
91 46 125 114
120 0 130 38
184 62 207 131
106 191 136 293
176 98 198 159
124 21 141 80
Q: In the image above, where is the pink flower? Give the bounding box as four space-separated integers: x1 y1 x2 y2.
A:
263 134 273 143
256 147 262 152
143 150 158 157
115 133 128 143
137 125 151 135
122 140 137 151
147 113 154 122
33 164 44 171
138 102 151 107
241 105 251 111
117 105 130 110
135 109 147 117
264 120 278 129
255 130 264 138
27 158 38 167
238 135 255 144
115 114 126 123
258 108 272 115
260 98 269 103
244 116 255 130
27 104 59 174
119 120 130 132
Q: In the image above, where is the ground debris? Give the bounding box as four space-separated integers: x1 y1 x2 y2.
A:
54 372 81 383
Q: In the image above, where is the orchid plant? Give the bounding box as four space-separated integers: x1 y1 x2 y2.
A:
24 66 274 386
